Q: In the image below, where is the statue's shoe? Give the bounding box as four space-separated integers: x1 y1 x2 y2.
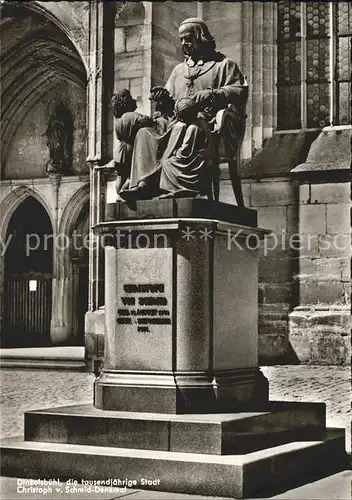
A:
119 189 139 202
159 192 174 199
159 189 198 199
173 189 198 198
119 183 150 201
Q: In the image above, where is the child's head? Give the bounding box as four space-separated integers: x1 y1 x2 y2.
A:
149 87 175 117
111 89 137 118
174 97 200 124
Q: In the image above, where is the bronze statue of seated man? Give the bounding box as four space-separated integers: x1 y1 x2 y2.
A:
119 17 248 206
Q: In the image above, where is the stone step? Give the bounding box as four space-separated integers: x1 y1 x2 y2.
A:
0 429 347 498
0 347 86 371
0 358 86 371
24 401 326 455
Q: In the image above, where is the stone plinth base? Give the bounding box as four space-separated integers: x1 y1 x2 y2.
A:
1 196 349 497
95 368 268 414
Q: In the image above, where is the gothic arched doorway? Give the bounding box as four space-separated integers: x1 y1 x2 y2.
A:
2 197 53 347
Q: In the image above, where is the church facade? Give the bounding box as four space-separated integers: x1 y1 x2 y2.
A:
0 1 350 365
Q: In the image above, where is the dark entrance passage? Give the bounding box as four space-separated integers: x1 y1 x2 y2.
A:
2 197 53 347
77 265 89 342
71 201 89 346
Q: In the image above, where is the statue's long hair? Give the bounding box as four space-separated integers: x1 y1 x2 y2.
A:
193 25 216 52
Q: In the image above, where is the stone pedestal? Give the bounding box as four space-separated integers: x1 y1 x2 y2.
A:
94 199 269 413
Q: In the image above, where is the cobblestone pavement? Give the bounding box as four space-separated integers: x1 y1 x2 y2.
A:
0 366 350 500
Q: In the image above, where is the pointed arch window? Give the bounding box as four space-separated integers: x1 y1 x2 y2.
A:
277 1 351 130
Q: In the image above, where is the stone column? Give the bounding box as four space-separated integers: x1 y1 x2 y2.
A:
86 0 105 312
48 173 68 344
85 0 115 366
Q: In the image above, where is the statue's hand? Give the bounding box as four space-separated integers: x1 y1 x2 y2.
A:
194 89 214 105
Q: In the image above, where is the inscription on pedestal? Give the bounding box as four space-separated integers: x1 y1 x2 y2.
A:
117 283 171 333
112 248 173 370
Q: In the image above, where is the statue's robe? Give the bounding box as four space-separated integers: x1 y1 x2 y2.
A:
129 52 248 191
114 111 154 175
159 118 210 195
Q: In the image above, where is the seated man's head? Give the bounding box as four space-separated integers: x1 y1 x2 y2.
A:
111 89 137 118
178 18 216 60
174 97 200 124
149 87 175 117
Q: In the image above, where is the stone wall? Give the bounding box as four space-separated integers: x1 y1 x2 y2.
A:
288 179 351 365
151 1 196 88
287 130 351 365
2 1 349 364
220 177 300 363
114 3 149 110
220 170 351 365
218 128 351 365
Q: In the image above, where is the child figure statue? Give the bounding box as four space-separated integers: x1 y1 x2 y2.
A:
108 88 175 198
110 89 154 196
